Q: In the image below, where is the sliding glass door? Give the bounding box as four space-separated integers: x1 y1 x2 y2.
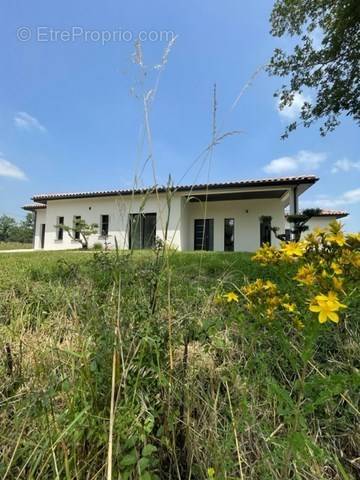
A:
194 219 214 251
129 213 157 249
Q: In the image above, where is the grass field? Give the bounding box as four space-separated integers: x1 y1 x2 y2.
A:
0 241 32 250
0 245 359 479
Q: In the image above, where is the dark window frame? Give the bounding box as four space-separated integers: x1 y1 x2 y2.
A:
57 216 64 241
260 216 272 246
74 216 81 240
224 218 235 252
100 214 110 237
194 218 214 251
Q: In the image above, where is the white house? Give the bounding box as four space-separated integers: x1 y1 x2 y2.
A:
22 175 347 252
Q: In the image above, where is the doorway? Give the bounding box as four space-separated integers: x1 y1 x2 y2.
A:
40 224 46 249
194 219 214 251
260 216 272 246
129 213 157 249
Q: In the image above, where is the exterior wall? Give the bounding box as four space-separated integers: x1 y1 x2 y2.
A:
184 198 285 252
32 193 287 252
34 194 182 251
306 216 340 233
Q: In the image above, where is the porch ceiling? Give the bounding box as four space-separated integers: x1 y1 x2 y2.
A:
188 190 287 202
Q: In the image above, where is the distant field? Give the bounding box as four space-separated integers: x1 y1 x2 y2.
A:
0 241 32 250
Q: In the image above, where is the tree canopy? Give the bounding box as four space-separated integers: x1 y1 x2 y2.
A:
0 213 34 243
268 0 360 137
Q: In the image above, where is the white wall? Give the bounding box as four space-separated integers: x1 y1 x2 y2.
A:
184 198 285 252
306 216 340 233
33 193 287 252
34 193 183 251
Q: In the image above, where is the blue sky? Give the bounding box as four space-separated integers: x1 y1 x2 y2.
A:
0 0 359 230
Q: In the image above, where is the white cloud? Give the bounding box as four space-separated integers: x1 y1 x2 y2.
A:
277 92 311 120
14 111 46 132
0 154 27 180
264 150 326 175
331 158 360 174
301 188 360 209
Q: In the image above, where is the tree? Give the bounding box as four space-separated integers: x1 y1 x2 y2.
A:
0 215 17 242
59 219 98 249
12 213 35 243
272 208 322 242
268 0 360 137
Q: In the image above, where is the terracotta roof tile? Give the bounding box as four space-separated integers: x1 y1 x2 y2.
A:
31 175 318 202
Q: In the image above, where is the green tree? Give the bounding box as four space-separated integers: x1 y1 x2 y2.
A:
268 0 360 137
11 213 35 243
0 215 17 242
59 219 98 249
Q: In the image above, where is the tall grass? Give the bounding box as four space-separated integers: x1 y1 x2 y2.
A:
0 249 359 479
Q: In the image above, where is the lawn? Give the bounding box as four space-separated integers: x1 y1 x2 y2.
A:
0 242 359 479
0 241 32 250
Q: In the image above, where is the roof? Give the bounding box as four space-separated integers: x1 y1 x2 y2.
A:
312 209 348 219
31 175 318 203
22 203 48 211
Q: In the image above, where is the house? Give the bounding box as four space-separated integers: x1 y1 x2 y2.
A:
303 210 348 232
23 175 342 252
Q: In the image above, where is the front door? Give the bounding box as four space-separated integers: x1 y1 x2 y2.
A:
260 216 272 246
40 224 46 249
194 219 214 251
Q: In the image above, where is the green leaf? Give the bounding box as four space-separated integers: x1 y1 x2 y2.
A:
138 456 150 472
142 444 157 457
120 450 137 467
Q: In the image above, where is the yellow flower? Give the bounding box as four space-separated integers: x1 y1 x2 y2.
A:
331 262 343 275
294 318 305 330
309 292 346 324
283 302 296 313
207 468 215 479
223 291 239 303
332 277 344 291
214 293 223 304
281 242 305 258
294 264 316 286
327 232 346 247
266 307 275 319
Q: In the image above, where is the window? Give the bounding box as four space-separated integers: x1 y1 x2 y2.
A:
194 219 214 251
260 216 272 246
73 216 81 240
57 216 64 241
224 218 234 251
129 213 157 249
100 215 109 236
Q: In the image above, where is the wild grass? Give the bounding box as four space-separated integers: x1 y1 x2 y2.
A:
0 242 32 251
0 248 359 479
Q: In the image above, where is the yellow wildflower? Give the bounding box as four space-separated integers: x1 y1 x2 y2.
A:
283 302 296 313
309 292 346 324
332 276 344 291
327 232 346 247
331 262 343 275
281 242 306 258
223 292 239 303
294 264 316 286
293 318 305 330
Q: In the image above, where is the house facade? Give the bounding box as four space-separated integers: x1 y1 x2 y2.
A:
22 175 346 252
